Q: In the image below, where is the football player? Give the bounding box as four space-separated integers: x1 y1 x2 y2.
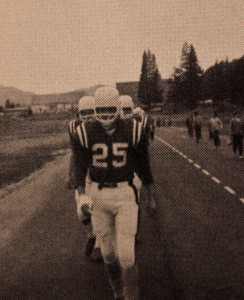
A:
74 86 156 300
119 96 142 197
68 96 102 263
119 95 134 119
133 107 154 143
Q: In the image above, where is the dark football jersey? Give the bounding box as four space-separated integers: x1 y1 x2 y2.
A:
76 118 153 185
133 114 151 143
68 119 83 144
68 118 87 188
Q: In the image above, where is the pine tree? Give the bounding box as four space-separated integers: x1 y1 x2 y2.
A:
138 51 148 103
184 44 203 109
137 50 163 110
168 43 202 110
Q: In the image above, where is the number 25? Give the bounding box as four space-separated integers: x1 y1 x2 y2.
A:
92 143 128 168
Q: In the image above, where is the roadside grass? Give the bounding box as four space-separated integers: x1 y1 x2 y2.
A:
0 113 73 189
0 145 68 188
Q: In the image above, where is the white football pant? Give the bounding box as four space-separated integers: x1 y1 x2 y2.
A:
90 182 138 269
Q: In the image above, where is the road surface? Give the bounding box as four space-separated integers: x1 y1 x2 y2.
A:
0 127 243 299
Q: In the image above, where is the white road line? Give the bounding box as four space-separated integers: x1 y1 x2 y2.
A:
155 135 242 204
224 186 236 195
194 163 201 169
202 169 210 176
211 177 221 184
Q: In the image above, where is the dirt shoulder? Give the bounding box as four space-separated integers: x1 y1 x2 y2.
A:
0 152 70 250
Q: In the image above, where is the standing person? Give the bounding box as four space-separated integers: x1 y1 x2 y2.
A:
186 113 194 138
229 111 244 158
193 111 203 143
150 117 155 140
67 96 102 263
73 86 156 300
209 111 223 149
119 95 134 119
156 117 161 127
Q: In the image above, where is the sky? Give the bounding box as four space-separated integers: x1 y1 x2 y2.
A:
0 0 243 94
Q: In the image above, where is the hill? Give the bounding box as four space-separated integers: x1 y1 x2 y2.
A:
0 85 34 107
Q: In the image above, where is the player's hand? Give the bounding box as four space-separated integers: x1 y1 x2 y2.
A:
66 177 76 190
143 185 157 217
75 192 93 221
145 197 156 218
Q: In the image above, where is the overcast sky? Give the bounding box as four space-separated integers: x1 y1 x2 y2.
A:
0 0 243 94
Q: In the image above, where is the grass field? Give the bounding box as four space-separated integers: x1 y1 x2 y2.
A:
0 112 74 188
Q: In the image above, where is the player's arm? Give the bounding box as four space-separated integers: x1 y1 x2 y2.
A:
132 130 156 216
68 124 90 190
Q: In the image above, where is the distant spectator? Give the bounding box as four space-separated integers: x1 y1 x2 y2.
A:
186 113 194 138
208 111 223 149
193 111 203 143
229 111 244 158
150 117 155 140
156 117 161 127
168 118 172 126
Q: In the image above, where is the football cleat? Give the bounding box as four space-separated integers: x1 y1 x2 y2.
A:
119 95 134 119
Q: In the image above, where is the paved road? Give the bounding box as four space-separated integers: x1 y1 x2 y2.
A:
0 127 243 299
152 127 244 299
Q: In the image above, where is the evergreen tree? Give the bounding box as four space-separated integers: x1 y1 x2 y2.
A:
137 50 163 110
184 44 203 109
201 55 243 108
138 51 148 103
5 99 15 108
168 43 202 110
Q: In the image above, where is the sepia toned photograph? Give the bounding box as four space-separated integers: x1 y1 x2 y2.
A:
0 1 243 299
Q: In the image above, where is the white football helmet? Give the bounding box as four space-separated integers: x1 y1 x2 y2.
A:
78 96 95 121
133 107 145 116
94 86 120 126
119 95 134 119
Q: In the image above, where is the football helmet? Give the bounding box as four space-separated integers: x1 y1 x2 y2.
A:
119 95 134 119
78 96 95 121
133 107 145 116
94 86 120 126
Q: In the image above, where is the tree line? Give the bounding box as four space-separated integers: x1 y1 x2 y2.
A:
137 43 243 111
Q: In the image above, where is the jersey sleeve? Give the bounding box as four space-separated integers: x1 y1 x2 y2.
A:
132 121 154 186
68 121 90 189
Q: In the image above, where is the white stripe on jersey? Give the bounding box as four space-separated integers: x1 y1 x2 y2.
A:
77 125 85 148
69 120 76 136
142 115 148 129
81 122 88 148
132 119 143 147
133 119 136 146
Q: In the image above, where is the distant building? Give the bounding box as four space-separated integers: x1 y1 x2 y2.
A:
31 91 84 113
116 81 140 106
4 106 30 117
116 79 170 108
31 105 50 114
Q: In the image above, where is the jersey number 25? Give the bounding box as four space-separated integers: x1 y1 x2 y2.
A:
92 143 128 168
